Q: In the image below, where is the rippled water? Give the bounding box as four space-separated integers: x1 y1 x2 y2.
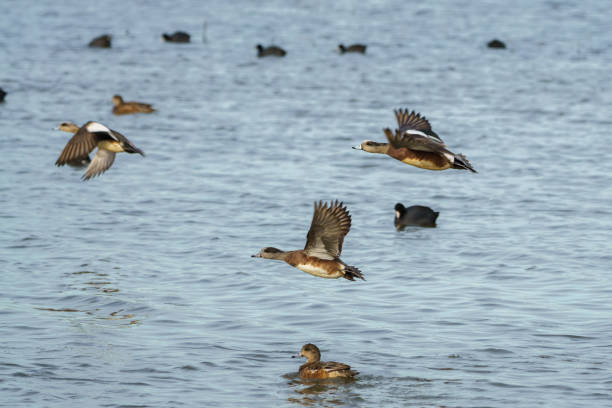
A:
2 0 612 406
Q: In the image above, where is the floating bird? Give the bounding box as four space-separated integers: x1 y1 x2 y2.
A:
162 31 190 43
252 200 363 281
294 344 358 380
353 109 476 172
0 87 6 102
394 203 439 229
55 121 144 180
88 34 111 48
487 39 506 49
338 43 366 54
256 44 286 57
57 122 91 168
112 95 155 115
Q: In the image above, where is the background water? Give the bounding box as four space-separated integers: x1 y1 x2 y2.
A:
1 0 611 407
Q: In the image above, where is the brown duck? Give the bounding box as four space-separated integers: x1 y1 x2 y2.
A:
57 122 91 168
252 200 363 281
112 95 155 115
55 121 144 180
353 109 476 172
295 344 358 379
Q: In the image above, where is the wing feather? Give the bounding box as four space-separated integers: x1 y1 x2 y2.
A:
394 109 443 142
56 126 97 166
304 200 352 259
82 150 116 180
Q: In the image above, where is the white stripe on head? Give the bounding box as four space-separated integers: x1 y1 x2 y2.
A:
443 152 455 162
86 122 112 133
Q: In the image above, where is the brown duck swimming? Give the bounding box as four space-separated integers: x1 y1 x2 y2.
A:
252 200 363 280
353 109 476 172
295 344 358 379
112 95 155 115
89 34 111 48
55 121 144 180
338 44 366 54
162 31 190 43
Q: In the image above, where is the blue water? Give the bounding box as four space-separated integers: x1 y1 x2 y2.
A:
1 0 611 407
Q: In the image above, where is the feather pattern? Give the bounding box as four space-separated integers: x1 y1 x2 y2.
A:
82 150 116 180
304 200 351 260
394 109 442 141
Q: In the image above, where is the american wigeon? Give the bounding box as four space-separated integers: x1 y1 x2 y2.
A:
55 121 144 180
338 44 366 54
88 34 111 48
162 31 190 43
294 344 357 380
487 39 506 49
353 109 476 172
256 44 286 57
57 122 91 168
252 200 363 280
112 95 155 115
395 203 439 229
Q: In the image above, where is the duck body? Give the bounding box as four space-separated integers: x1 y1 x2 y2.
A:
89 34 111 48
162 31 190 43
487 39 506 49
338 44 366 54
353 109 476 172
256 44 286 57
112 95 155 115
252 201 363 281
55 121 144 180
296 344 357 380
395 203 439 229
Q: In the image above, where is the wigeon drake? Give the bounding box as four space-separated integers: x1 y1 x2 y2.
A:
338 43 366 54
353 109 476 172
55 121 144 180
252 200 364 281
294 344 358 379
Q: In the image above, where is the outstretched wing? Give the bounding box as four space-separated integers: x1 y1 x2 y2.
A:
304 200 352 259
82 150 116 180
384 128 450 154
394 109 442 142
55 126 98 166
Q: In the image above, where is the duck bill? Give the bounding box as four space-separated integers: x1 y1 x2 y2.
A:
352 144 362 150
291 353 301 359
251 253 262 258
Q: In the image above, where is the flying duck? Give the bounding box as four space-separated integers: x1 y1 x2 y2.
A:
338 44 366 54
394 203 439 229
353 109 476 172
112 95 155 115
294 344 358 380
252 200 363 281
55 121 144 180
57 122 91 168
256 44 286 57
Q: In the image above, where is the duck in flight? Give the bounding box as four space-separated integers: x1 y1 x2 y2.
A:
252 200 363 281
353 109 476 172
294 344 358 379
55 121 144 180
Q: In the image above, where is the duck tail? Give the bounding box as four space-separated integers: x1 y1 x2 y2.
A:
433 212 440 222
343 265 365 281
453 154 477 173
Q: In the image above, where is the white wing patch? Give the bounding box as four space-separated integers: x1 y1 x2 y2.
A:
403 129 427 137
86 122 111 133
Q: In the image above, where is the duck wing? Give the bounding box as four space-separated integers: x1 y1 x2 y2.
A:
304 200 352 260
55 125 99 166
82 150 116 180
320 361 352 372
394 109 442 142
384 127 452 154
